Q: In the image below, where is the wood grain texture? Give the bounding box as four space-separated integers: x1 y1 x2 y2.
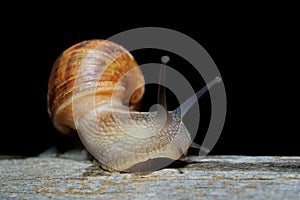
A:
1 156 299 199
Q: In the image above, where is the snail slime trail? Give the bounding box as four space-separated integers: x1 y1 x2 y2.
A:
47 40 221 172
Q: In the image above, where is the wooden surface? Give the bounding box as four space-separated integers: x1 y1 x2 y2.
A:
1 155 299 199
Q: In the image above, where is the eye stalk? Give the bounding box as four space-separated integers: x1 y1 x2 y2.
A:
174 76 222 117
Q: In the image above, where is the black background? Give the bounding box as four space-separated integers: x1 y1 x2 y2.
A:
1 6 298 157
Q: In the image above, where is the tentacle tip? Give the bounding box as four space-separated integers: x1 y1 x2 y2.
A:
161 56 170 64
191 142 210 154
215 76 222 83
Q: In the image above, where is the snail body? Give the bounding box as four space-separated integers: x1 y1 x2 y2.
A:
48 40 192 172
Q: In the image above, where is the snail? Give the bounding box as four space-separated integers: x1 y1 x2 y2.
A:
47 39 221 172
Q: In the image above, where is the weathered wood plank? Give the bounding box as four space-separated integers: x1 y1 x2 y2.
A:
1 156 299 199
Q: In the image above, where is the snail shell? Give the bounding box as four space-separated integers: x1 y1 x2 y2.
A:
47 40 191 172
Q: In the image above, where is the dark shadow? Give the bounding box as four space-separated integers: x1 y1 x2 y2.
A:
165 159 198 169
82 157 204 176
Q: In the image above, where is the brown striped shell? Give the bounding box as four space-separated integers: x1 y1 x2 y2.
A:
47 40 145 135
